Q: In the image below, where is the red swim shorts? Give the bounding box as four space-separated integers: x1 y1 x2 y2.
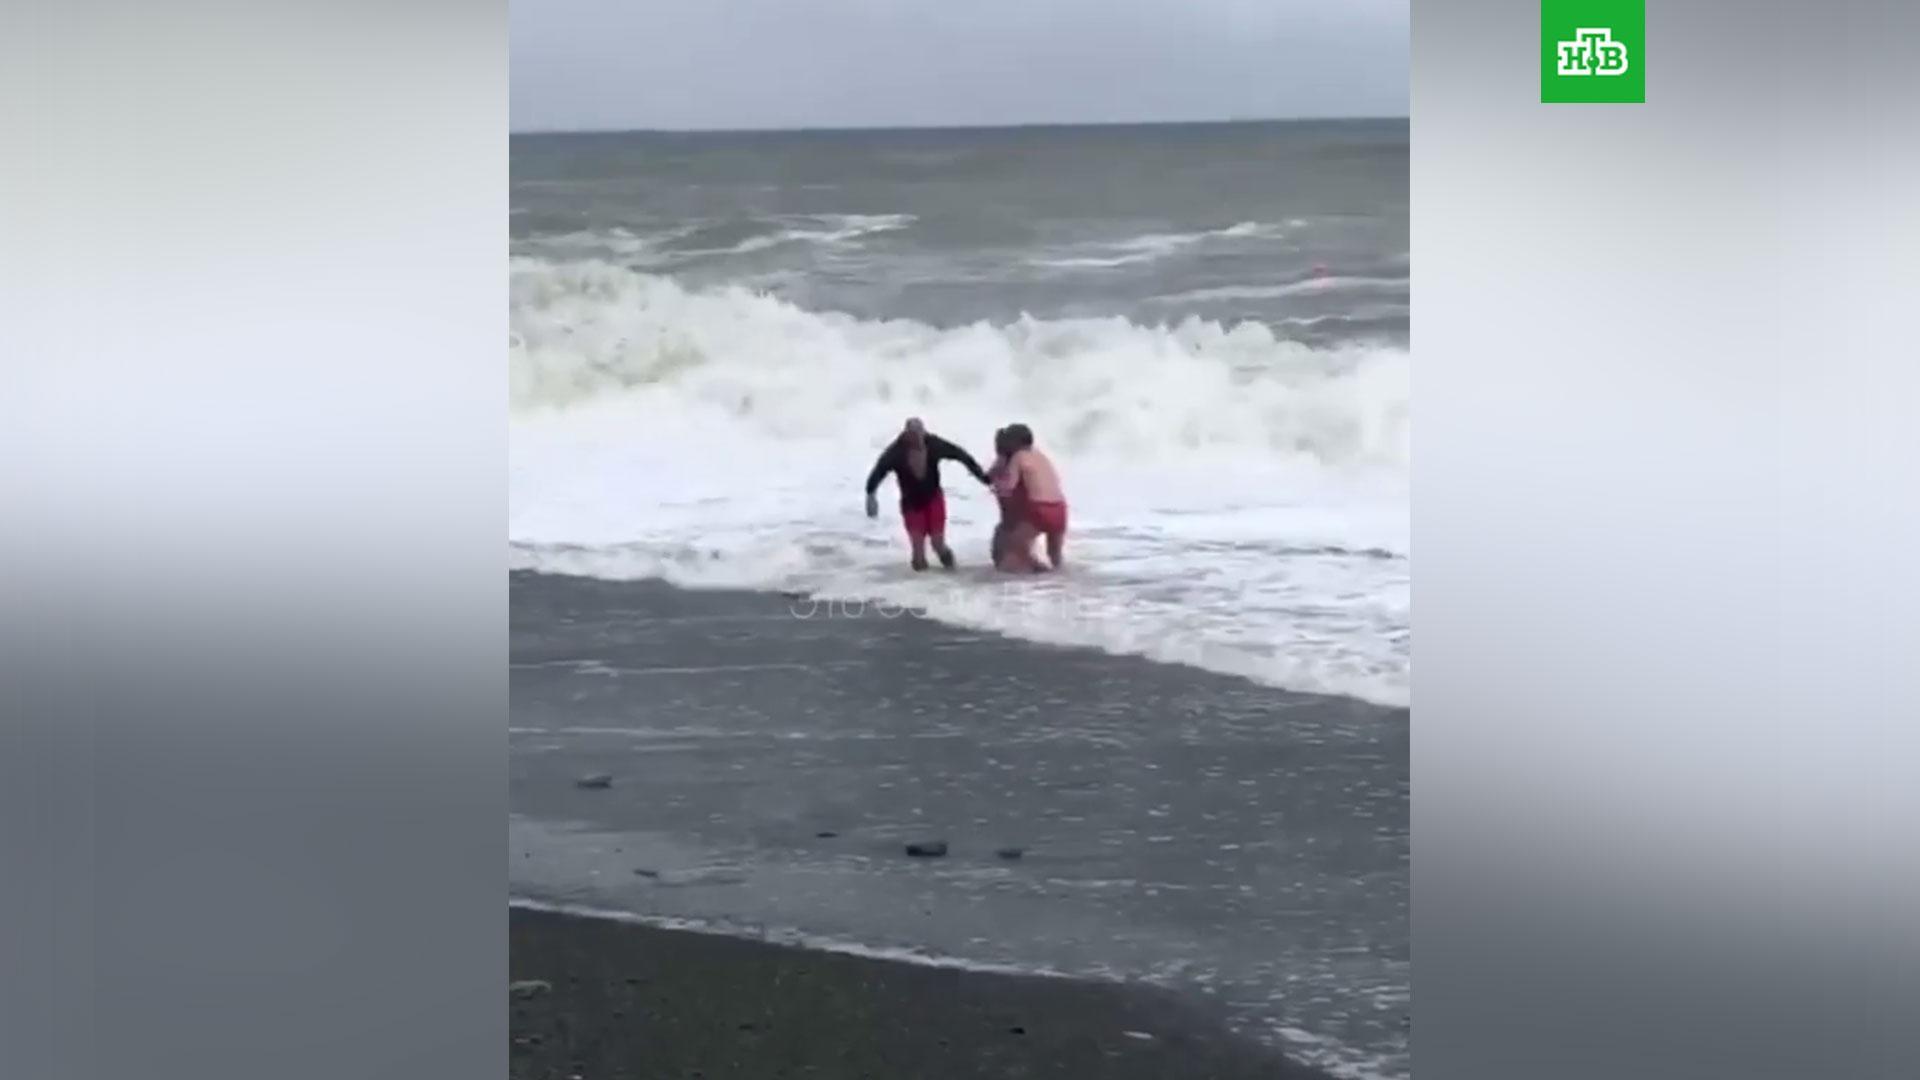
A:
901 491 948 541
1026 500 1068 537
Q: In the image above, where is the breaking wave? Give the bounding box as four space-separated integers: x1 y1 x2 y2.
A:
509 258 1407 470
508 257 1409 706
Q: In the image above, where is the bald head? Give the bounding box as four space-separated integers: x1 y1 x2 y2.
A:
902 417 926 447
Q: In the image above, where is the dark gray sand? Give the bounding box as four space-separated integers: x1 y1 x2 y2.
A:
510 572 1407 1077
510 906 1318 1079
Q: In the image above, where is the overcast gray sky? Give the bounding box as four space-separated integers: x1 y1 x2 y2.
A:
511 0 1407 132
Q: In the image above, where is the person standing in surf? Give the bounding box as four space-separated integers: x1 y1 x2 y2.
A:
993 423 1069 571
865 417 992 571
987 427 1040 572
983 424 1044 572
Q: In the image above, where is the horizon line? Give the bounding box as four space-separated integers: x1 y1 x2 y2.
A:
510 114 1409 137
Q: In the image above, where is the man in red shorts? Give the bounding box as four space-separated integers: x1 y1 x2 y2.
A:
864 417 992 571
992 423 1069 571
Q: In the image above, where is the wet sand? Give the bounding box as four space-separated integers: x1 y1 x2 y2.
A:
510 905 1317 1079
510 572 1408 1078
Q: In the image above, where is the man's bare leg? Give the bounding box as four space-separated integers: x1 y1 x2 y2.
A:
1003 523 1044 573
1045 529 1064 570
930 531 957 570
909 533 930 571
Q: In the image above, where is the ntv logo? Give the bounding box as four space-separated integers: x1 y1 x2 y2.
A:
1542 1 1642 102
1556 27 1630 76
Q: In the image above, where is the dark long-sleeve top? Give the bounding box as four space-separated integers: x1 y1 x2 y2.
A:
864 434 990 509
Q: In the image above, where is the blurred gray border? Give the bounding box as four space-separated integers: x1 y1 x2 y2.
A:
4 3 505 1080
1414 2 1918 1077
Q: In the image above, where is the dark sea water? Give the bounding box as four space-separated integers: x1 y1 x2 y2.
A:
511 120 1408 345
509 121 1409 1078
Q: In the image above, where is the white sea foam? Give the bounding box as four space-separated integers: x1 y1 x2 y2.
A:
1113 220 1291 253
526 215 916 263
1029 220 1292 269
508 258 1409 705
508 896 1080 979
1151 276 1411 305
701 213 916 256
1029 253 1164 269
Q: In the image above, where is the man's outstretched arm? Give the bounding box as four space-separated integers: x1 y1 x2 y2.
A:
932 436 991 484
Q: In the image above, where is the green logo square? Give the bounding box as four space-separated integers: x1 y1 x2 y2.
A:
1542 0 1645 103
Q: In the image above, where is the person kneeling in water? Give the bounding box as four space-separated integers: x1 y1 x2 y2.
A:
992 423 1069 572
864 417 991 571
987 427 1040 572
